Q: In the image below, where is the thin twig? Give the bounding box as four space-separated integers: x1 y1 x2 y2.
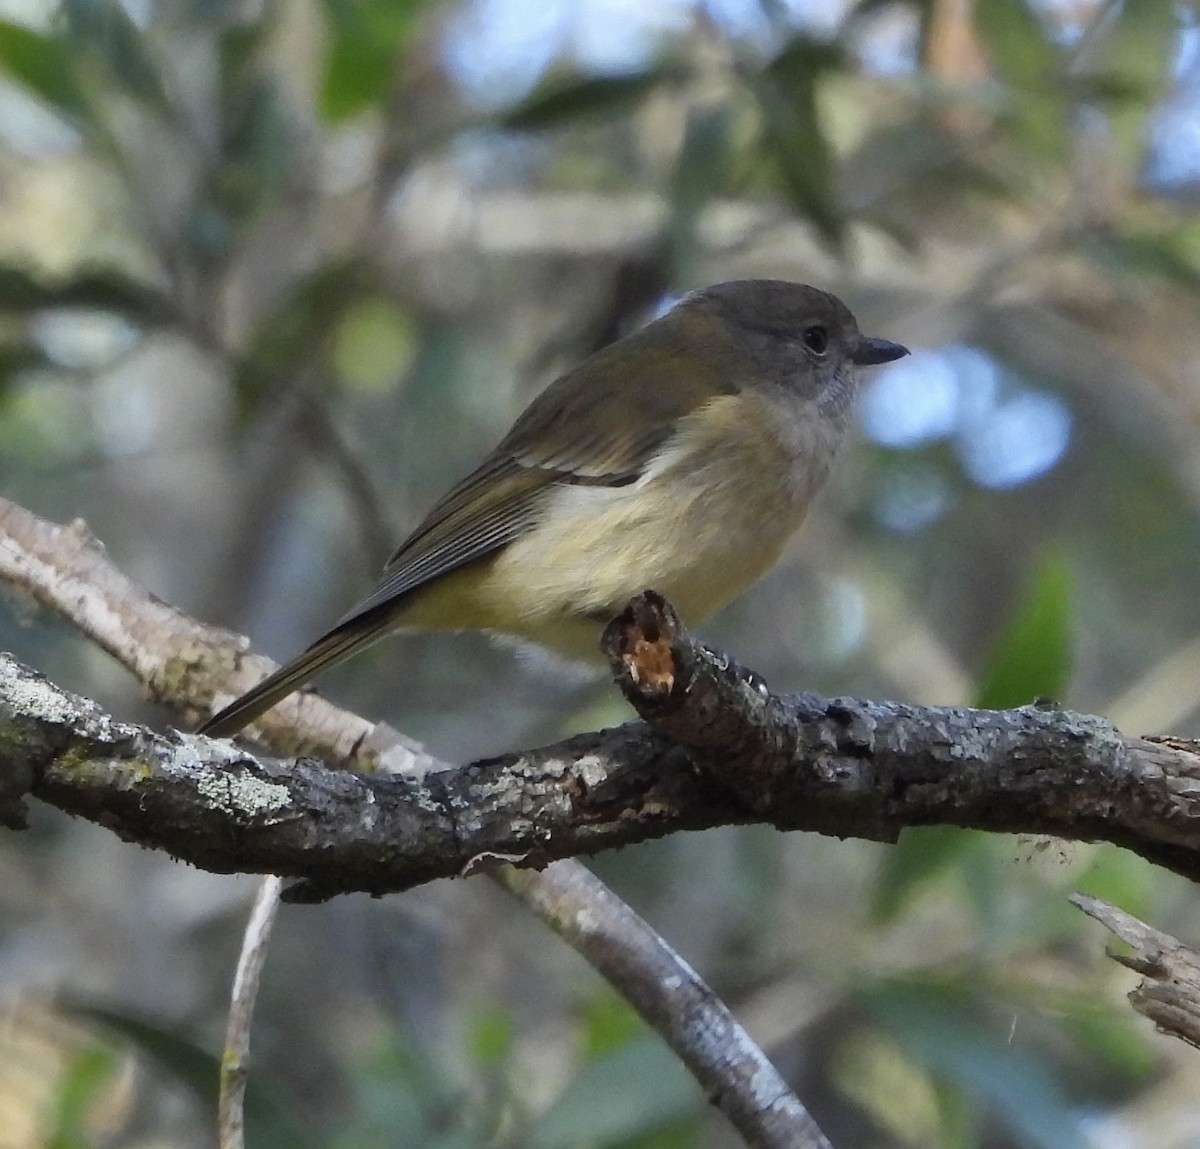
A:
218 875 284 1149
1072 893 1200 1050
497 862 832 1149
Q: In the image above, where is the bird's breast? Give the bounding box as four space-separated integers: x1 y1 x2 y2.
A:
480 390 846 651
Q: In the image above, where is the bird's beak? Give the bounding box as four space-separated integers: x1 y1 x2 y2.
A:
852 336 909 366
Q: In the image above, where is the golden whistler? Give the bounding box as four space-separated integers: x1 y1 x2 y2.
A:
200 280 908 738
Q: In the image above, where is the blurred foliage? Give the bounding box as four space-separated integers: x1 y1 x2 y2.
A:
859 977 1130 1149
2 0 1200 1147
320 0 426 122
974 553 1072 711
501 67 688 131
44 1042 125 1149
750 35 846 246
873 555 1074 928
68 1000 318 1149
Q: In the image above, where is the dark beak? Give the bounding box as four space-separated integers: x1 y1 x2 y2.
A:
852 335 909 366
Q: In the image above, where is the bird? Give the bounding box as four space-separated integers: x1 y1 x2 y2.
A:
199 279 907 738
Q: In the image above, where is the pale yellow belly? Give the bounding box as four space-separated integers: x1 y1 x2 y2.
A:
466 392 825 658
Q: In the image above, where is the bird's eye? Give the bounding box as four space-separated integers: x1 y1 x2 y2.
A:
802 325 828 355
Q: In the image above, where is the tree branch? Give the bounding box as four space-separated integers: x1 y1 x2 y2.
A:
496 862 833 1149
602 591 1200 881
0 497 422 770
0 650 720 900
3 502 1200 897
6 637 1200 897
1072 893 1200 1051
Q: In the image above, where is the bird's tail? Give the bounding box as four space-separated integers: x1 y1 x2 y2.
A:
197 610 391 739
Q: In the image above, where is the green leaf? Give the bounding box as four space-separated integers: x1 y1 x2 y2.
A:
199 19 295 238
670 105 730 212
0 339 45 372
843 118 1015 210
1055 997 1155 1083
321 24 393 121
0 365 92 469
579 990 643 1061
1103 1 1177 101
0 264 170 333
863 980 1092 1149
468 1005 515 1067
846 0 928 27
930 1076 980 1149
234 260 361 415
1073 843 1155 923
225 91 293 215
617 1123 700 1149
1081 230 1200 297
668 105 731 280
973 0 1067 156
60 0 172 113
46 1043 122 1149
218 11 272 78
0 264 168 320
68 1002 320 1149
53 269 171 321
750 35 845 248
975 555 1072 710
0 263 50 308
0 19 91 124
502 66 681 131
1100 3 1178 172
320 0 424 122
871 825 981 923
530 1033 699 1149
332 294 418 393
341 1026 480 1149
973 0 1059 92
0 343 50 407
67 1002 217 1093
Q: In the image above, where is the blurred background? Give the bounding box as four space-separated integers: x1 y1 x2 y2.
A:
1 0 1200 1145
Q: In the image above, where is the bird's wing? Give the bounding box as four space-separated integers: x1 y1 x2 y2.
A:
197 305 749 737
333 312 741 629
